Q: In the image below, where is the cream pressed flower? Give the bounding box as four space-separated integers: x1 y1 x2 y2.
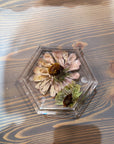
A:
33 51 81 97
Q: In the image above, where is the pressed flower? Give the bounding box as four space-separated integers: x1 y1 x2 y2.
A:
33 50 81 97
55 82 82 107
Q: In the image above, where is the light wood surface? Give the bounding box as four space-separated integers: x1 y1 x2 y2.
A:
0 0 114 143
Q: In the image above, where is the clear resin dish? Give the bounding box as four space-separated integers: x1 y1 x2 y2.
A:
18 45 98 118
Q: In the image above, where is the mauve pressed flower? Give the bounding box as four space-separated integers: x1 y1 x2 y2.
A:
33 50 81 97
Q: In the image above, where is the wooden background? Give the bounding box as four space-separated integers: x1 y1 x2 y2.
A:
0 0 114 143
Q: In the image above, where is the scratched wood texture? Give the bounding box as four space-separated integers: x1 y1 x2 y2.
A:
0 0 114 144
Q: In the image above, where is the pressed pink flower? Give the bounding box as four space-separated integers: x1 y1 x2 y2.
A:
33 51 81 97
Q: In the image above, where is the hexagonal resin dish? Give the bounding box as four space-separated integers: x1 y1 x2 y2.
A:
18 45 98 118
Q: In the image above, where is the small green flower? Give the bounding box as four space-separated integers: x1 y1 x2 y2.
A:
55 82 82 107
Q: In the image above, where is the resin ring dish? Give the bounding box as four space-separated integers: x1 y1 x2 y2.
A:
18 45 98 118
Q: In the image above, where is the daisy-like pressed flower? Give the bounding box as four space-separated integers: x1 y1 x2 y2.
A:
32 51 81 97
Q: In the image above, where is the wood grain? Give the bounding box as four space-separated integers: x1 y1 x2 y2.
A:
0 0 114 143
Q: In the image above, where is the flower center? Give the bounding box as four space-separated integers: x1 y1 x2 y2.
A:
48 63 64 76
63 93 73 107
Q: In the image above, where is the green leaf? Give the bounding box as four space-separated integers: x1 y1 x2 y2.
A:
56 101 63 105
73 92 82 100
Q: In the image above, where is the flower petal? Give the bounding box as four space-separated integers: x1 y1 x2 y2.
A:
52 51 65 67
69 72 80 80
58 83 63 91
34 66 49 75
64 63 70 69
50 85 56 97
52 51 62 62
63 78 73 87
68 59 81 71
33 75 48 82
59 82 65 91
54 82 59 93
36 79 51 95
53 51 68 64
58 58 64 67
61 82 65 89
68 53 76 64
40 79 50 88
65 77 73 84
35 81 42 89
43 52 55 64
54 82 62 93
40 81 51 95
38 58 51 68
75 59 81 66
63 51 68 63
